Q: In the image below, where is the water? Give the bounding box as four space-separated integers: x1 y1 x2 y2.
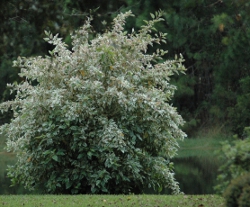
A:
174 156 220 194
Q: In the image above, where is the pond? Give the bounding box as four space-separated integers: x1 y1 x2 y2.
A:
173 156 220 194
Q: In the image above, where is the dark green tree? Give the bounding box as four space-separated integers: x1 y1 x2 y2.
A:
211 1 250 136
124 0 250 136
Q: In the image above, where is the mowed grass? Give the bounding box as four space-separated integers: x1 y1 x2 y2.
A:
0 194 225 207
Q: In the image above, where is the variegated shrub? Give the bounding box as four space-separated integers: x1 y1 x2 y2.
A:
0 11 186 194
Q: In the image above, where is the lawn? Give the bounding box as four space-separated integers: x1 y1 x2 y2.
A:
0 194 225 207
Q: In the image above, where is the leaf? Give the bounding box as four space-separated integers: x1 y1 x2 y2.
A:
57 151 65 156
65 178 73 189
87 151 92 158
52 155 58 162
96 180 101 186
77 154 84 159
43 150 51 155
44 30 49 36
56 183 62 187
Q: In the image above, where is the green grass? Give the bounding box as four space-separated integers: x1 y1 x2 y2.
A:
176 137 226 158
0 194 225 207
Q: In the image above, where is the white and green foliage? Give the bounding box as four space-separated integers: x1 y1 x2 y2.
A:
0 11 186 194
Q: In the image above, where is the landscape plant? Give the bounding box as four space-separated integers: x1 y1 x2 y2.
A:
215 127 250 194
223 173 250 207
0 11 186 194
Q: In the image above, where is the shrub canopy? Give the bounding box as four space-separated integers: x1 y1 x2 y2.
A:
0 11 186 194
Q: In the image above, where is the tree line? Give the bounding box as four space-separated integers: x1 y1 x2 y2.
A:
1 0 250 137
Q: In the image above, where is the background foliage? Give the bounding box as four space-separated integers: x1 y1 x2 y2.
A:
1 0 250 136
123 0 250 136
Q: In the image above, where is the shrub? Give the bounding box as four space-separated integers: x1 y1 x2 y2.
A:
223 173 250 207
239 185 250 207
0 11 186 194
215 128 250 194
